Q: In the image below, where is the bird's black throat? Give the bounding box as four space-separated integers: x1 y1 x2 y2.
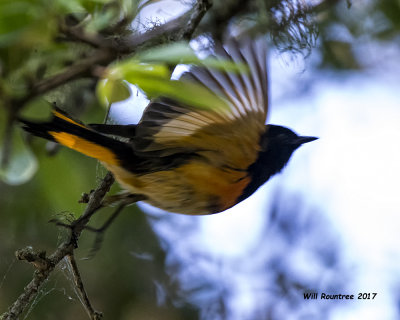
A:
236 125 304 203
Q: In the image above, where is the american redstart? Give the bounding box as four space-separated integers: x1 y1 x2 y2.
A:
20 39 317 215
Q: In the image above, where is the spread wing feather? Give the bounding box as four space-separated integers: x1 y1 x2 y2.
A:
134 38 269 170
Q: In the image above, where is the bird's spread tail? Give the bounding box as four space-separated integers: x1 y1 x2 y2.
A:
20 108 132 166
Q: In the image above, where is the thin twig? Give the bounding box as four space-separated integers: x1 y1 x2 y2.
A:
71 172 115 237
65 255 102 320
101 192 146 207
86 203 126 258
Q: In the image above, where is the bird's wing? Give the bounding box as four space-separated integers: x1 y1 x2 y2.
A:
134 38 269 170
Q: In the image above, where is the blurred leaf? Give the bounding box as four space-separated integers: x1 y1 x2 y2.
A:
20 97 53 120
79 0 113 13
113 61 170 80
378 0 400 31
132 77 228 110
97 79 131 106
321 40 360 69
55 0 86 12
137 0 164 13
0 130 38 186
0 0 122 47
85 9 117 32
137 42 198 63
120 0 138 17
0 103 43 185
138 42 249 72
98 42 250 111
100 59 229 110
0 1 41 47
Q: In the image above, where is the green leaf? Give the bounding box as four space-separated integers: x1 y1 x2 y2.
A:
137 42 249 73
0 1 37 46
78 0 113 13
112 61 171 80
128 75 228 111
98 47 247 111
137 42 199 64
97 79 131 106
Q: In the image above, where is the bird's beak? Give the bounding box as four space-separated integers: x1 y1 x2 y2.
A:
295 136 319 145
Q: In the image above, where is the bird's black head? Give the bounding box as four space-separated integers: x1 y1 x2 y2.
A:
258 124 318 173
237 125 317 203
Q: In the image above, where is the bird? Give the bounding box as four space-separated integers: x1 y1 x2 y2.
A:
20 38 317 215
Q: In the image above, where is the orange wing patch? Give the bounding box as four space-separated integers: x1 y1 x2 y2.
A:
49 131 119 165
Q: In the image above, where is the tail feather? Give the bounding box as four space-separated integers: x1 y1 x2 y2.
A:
19 118 57 141
20 109 134 166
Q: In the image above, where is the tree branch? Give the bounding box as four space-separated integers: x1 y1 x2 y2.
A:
59 23 107 49
9 0 210 114
65 255 102 320
175 0 213 41
0 172 114 320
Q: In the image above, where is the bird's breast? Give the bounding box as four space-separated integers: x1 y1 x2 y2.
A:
106 160 251 215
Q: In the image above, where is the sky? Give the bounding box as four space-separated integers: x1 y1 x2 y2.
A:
109 1 400 319
270 67 400 320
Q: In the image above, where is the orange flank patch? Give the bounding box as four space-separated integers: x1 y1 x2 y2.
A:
53 111 87 129
49 131 119 165
176 162 251 212
104 160 251 215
